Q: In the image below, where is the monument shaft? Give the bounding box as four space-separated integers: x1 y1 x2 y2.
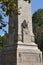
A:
18 0 34 42
2 0 42 65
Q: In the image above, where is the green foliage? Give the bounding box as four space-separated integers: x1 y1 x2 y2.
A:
0 0 18 15
0 0 30 16
0 14 7 47
32 9 43 51
32 9 43 27
0 34 7 47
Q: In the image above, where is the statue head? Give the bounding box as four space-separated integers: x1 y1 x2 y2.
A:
21 20 28 29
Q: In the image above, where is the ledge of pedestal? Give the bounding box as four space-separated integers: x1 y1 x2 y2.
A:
17 41 42 54
17 41 37 46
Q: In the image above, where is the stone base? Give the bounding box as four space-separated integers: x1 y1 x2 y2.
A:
1 41 42 65
17 41 42 65
1 45 17 65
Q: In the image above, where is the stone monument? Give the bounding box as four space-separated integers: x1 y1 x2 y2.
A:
2 0 42 65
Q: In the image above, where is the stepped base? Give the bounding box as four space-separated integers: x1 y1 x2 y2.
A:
1 41 42 65
17 41 42 65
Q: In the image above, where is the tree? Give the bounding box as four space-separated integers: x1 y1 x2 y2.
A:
0 0 31 15
32 9 43 51
0 34 7 47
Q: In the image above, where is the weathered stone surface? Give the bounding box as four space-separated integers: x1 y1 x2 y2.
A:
0 0 42 65
17 42 42 65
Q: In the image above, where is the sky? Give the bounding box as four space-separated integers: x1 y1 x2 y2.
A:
32 0 43 14
0 0 43 36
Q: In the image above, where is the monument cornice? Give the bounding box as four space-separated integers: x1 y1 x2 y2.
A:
24 0 31 3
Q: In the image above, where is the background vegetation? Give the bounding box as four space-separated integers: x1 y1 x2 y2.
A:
32 9 43 52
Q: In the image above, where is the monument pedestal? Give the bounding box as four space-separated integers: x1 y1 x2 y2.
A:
17 41 42 65
2 41 42 65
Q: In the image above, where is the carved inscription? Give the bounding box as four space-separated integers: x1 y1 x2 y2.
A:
18 52 40 63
